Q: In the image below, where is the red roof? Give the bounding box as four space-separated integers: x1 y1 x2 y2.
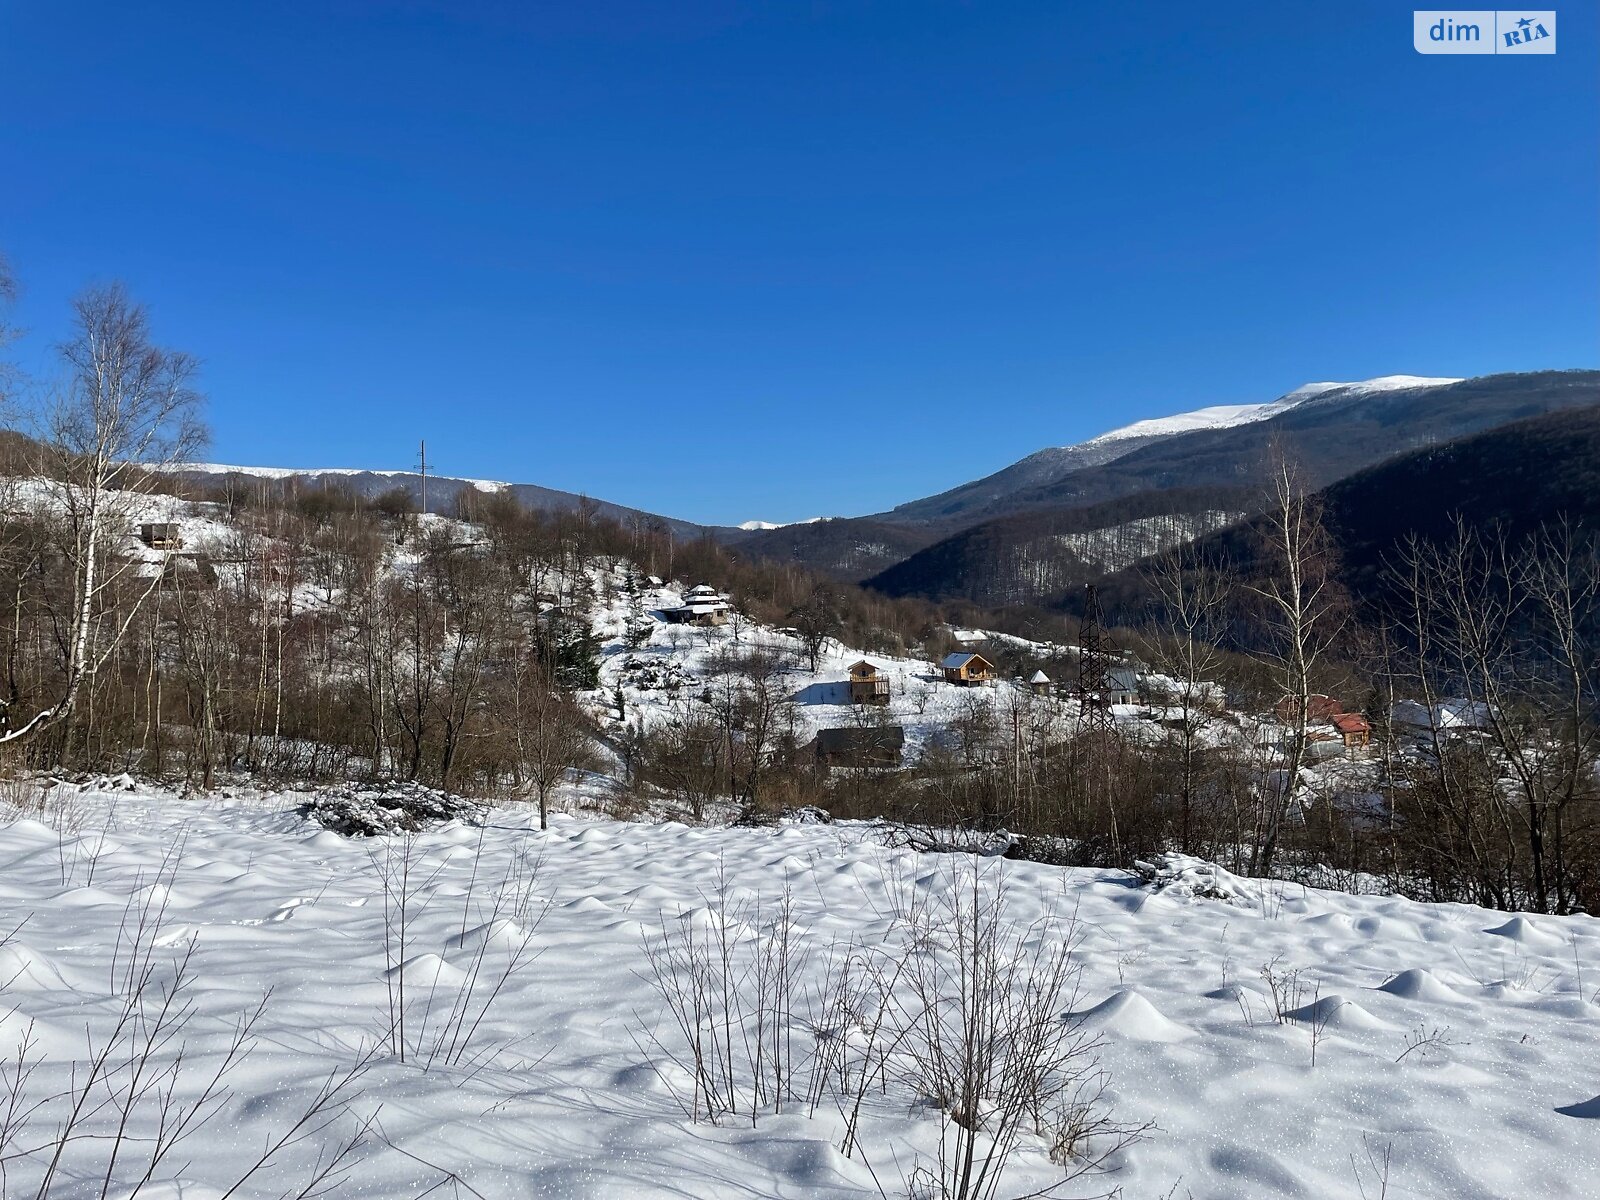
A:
1331 712 1371 733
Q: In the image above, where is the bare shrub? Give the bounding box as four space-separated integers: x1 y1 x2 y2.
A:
890 863 1146 1200
372 828 545 1071
0 852 380 1199
636 856 1145 1195
636 864 810 1124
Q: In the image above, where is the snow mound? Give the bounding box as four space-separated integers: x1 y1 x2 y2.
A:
0 943 71 991
1285 994 1387 1032
105 1183 226 1200
445 919 526 952
1485 916 1566 948
1132 853 1253 902
299 781 484 837
0 1006 53 1055
385 953 469 988
1072 989 1195 1042
51 884 122 907
1376 968 1462 1003
1299 912 1356 933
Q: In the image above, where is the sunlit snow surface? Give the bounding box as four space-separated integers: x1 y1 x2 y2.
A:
1 784 1596 1198
1077 375 1464 448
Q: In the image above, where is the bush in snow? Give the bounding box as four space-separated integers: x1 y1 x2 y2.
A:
735 803 833 827
300 781 485 837
1132 852 1255 903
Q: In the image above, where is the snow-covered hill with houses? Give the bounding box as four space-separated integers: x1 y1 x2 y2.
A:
0 479 1596 1198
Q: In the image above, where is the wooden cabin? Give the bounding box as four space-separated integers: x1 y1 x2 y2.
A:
847 660 890 706
1028 669 1053 696
1331 712 1372 749
941 652 993 686
138 522 183 550
814 725 905 768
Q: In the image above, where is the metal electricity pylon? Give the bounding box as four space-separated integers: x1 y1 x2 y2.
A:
1075 584 1117 737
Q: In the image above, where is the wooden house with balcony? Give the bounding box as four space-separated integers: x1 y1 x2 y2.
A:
941 652 993 686
848 660 891 706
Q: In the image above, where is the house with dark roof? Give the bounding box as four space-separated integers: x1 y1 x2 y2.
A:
814 725 905 767
662 584 732 627
941 652 993 686
139 522 183 550
1105 667 1140 706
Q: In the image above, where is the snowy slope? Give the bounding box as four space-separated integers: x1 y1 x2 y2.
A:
0 784 1595 1198
1078 375 1462 448
736 517 827 531
879 374 1469 527
172 462 512 493
588 576 1060 759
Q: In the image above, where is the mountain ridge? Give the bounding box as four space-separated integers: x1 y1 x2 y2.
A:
162 368 1597 592
862 369 1599 603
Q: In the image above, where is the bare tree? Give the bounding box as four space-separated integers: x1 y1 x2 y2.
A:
507 646 596 830
1248 451 1346 875
1140 548 1233 853
1385 519 1599 913
3 283 205 749
788 585 842 672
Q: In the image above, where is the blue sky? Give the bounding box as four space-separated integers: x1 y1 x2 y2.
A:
1 2 1595 525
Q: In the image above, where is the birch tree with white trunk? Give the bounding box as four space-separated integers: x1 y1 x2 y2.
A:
3 282 206 748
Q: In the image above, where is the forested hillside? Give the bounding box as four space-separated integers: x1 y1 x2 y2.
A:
1088 402 1600 627
867 485 1254 604
737 370 1599 587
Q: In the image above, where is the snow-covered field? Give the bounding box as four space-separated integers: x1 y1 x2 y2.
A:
2 782 1597 1199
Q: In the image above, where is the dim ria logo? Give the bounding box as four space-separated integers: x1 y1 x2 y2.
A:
1414 10 1555 53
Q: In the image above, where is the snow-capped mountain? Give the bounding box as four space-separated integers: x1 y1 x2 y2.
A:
880 374 1474 526
737 516 828 531
174 462 512 492
1079 375 1462 448
864 370 1598 603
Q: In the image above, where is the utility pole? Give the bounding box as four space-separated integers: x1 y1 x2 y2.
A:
416 440 429 514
